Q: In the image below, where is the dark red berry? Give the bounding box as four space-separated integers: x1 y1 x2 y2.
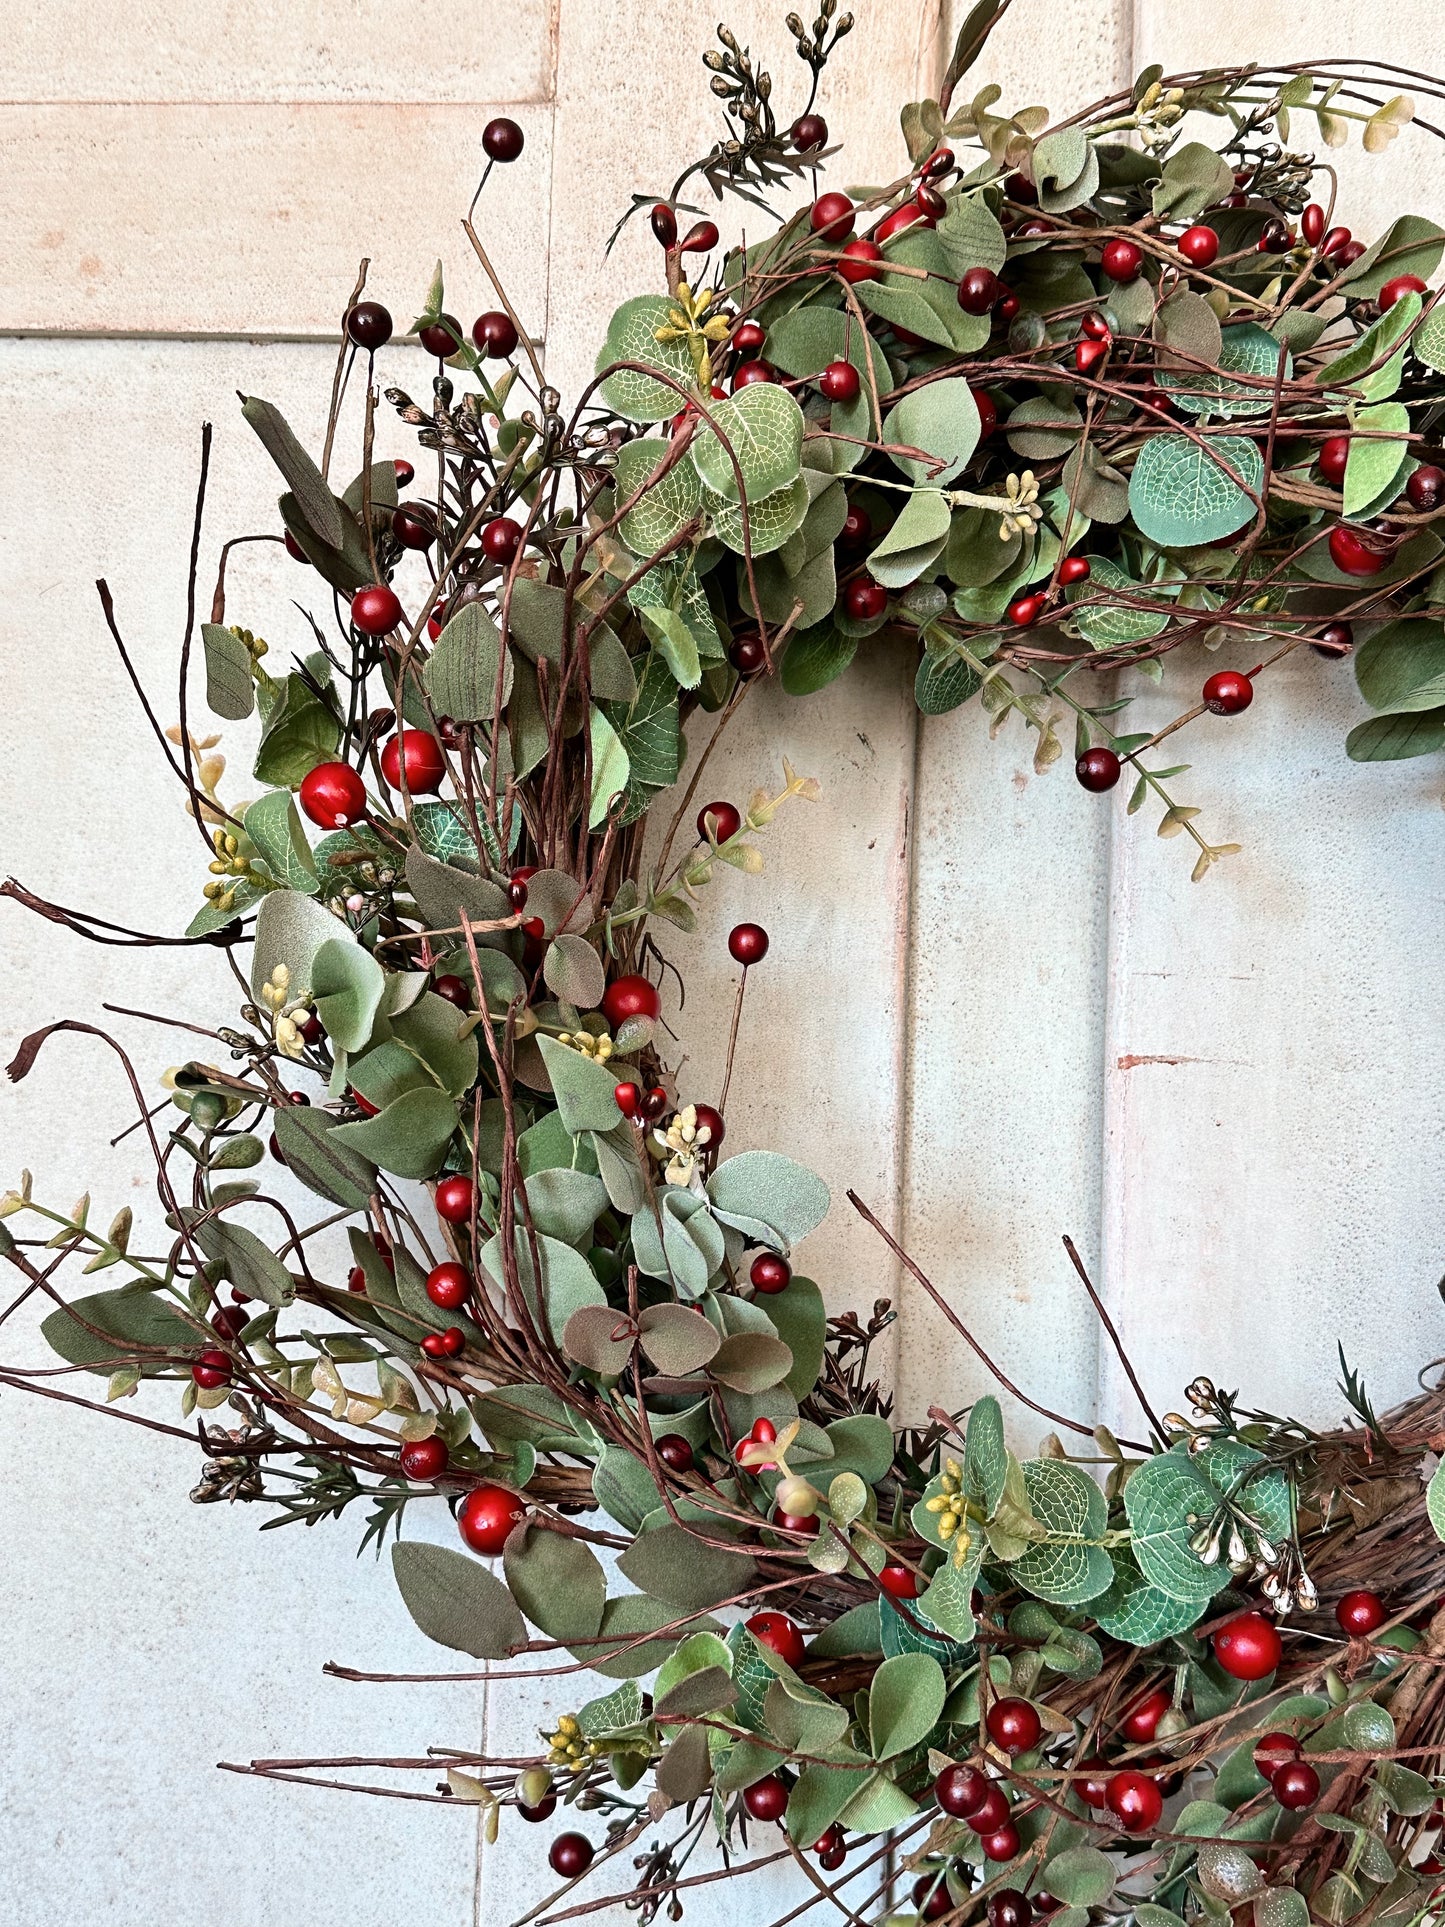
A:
640 1086 669 1122
393 458 415 487
1408 465 1445 512
819 359 860 403
751 1251 791 1293
1080 310 1113 341
989 1891 1032 1927
418 314 463 358
481 516 523 563
680 221 719 254
922 146 955 178
1076 747 1121 792
838 238 882 284
732 359 775 390
1105 1770 1163 1831
729 922 769 965
1301 203 1325 247
982 1824 1021 1862
283 529 310 565
518 1793 556 1822
1254 1731 1303 1782
351 583 404 635
841 503 872 546
347 302 393 351
915 183 947 220
845 577 888 621
1337 1589 1387 1636
957 266 1002 315
1213 1612 1281 1681
1005 171 1037 203
656 1434 694 1473
381 729 446 794
1258 219 1292 253
692 1103 725 1151
435 1174 476 1224
1101 238 1142 283
966 1786 1011 1834
913 1876 952 1919
697 800 742 843
400 1436 448 1481
472 311 520 359
426 1262 469 1310
1178 224 1220 268
996 289 1020 322
972 387 997 437
1274 1761 1321 1811
548 1832 594 1878
212 1305 249 1341
1203 669 1253 715
730 635 767 675
192 1349 232 1389
299 762 366 829
875 203 929 244
1319 435 1351 487
733 319 767 358
482 118 524 163
602 974 661 1028
420 1326 465 1359
1336 240 1367 267
792 113 828 152
1312 621 1354 658
811 192 855 240
392 505 435 550
1321 226 1352 258
614 1082 641 1119
935 1765 989 1818
650 203 678 247
744 1775 789 1821
1076 1759 1111 1807
433 973 471 1011
987 1698 1042 1754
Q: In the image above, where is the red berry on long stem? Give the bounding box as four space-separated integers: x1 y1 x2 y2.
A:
472 311 520 359
192 1349 232 1389
1058 556 1090 585
347 302 393 351
1301 203 1325 247
729 922 769 965
1203 669 1253 716
650 203 678 247
548 1833 594 1878
418 314 463 358
351 583 404 635
819 359 860 403
792 113 828 152
481 516 523 563
482 118 524 162
1379 273 1428 312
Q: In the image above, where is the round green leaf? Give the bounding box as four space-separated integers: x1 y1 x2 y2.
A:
1128 432 1263 547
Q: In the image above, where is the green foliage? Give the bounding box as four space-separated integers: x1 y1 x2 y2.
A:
392 1542 525 1658
1128 433 1263 548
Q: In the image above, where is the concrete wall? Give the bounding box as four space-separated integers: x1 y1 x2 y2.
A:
2 2 1443 1920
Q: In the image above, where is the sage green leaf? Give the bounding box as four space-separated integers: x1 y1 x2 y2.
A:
867 489 952 588
1010 1459 1113 1605
593 1446 663 1531
311 937 387 1052
916 650 982 715
202 623 255 720
588 705 630 829
782 624 857 696
423 603 512 722
186 1213 294 1307
524 1167 607 1245
252 674 342 787
241 395 346 548
691 382 805 505
1061 445 1130 524
966 1394 1008 1513
710 1331 793 1393
391 1542 525 1658
615 437 704 553
656 1663 737 1716
519 869 592 937
1151 142 1233 221
577 1593 710 1679
589 1122 648 1215
391 990 479 1098
840 1772 921 1835
1346 709 1445 761
1006 395 1082 460
1338 215 1445 299
1198 1843 1266 1905
920 1543 983 1640
1092 1544 1208 1644
518 1111 599 1178
1042 1846 1116 1906
404 847 510 938
563 1305 632 1375
655 1724 712 1802
535 1036 624 1133
707 1150 829 1249
639 605 701 690
1069 554 1169 647
1128 433 1262 547
1415 301 1445 373
272 1106 375 1208
1356 617 1445 713
1124 1449 1226 1600
1154 290 1223 373
504 1523 606 1640
785 1758 876 1845
884 377 981 485
348 1039 429 1113
807 1601 881 1659
543 933 606 1010
603 650 681 797
1172 324 1288 420
1034 129 1098 213
597 295 698 422
868 1652 946 1759
1374 1761 1435 1815
936 191 1007 275
41 1285 200 1372
638 1301 721 1375
617 1522 755 1611
765 1676 851 1754
820 1415 895 1485
243 790 319 895
1254 1890 1311 1927
1319 293 1421 403
705 473 810 555
479 1227 607 1343
858 229 991 353
632 1187 726 1297
764 1275 826 1398
331 1087 460 1178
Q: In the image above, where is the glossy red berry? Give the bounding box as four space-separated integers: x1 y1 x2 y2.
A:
989 1891 1032 1927
351 583 403 635
458 1483 524 1555
426 1262 469 1310
750 1417 777 1443
875 203 929 244
1101 238 1143 283
482 117 524 162
746 1611 805 1667
1380 273 1428 311
814 1822 845 1863
982 1823 1021 1862
418 314 463 358
400 1436 449 1481
1015 218 1051 241
819 359 860 403
640 1086 669 1121
350 1088 379 1118
844 577 888 621
1318 225 1350 259
935 1765 989 1817
299 761 366 829
1257 218 1292 253
346 301 393 351
1080 310 1113 341
1008 592 1047 627
1058 555 1091 586
435 1174 476 1224
728 922 769 965
393 458 415 487
1254 1731 1303 1782
697 800 742 844
392 505 435 550
680 220 719 254
1178 224 1220 268
650 203 678 247
915 182 947 220
751 1252 791 1294
1076 747 1121 792
1313 621 1355 658
1336 240 1367 267
1074 337 1109 376
1337 1588 1387 1636
381 729 446 794
298 1011 324 1044
914 1876 952 1919
212 1304 249 1341
192 1349 232 1389
1121 1687 1171 1744
284 529 310 564
1203 669 1253 715
967 1786 1011 1834
548 1832 594 1878
656 1434 694 1473
878 1564 920 1600
733 319 767 358
1274 1761 1321 1811
792 113 829 152
811 192 855 240
1213 1612 1282 1680
692 1103 726 1151
730 635 767 675
840 503 872 548
1005 170 1038 204
972 388 998 438
433 973 471 1011
744 1775 789 1822
987 1698 1042 1754
1294 203 1323 249
837 238 882 284
1076 1759 1112 1807
1319 435 1351 487
1106 1770 1163 1831
481 516 523 563
602 974 661 1029
958 266 1002 314
614 1082 641 1119
518 1793 556 1822
472 311 520 359
732 359 775 391
1408 465 1445 512
1329 524 1392 576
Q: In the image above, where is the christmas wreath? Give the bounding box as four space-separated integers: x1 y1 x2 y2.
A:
6 5 1445 1924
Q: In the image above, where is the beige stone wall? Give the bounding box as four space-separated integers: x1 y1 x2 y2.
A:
3 3 1445 1921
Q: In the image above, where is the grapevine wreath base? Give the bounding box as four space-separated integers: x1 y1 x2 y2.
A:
6 5 1445 1924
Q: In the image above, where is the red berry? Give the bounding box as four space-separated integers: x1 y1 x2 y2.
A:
935 1765 989 1818
792 113 829 152
1319 435 1351 487
1329 524 1393 576
1273 1761 1321 1811
433 973 471 1011
298 1011 324 1044
650 203 678 247
1121 1687 1171 1744
435 1174 476 1224
958 267 1002 314
1313 621 1355 658
751 1252 791 1294
1005 171 1038 203
732 359 775 391
989 1892 1032 1927
381 729 446 794
730 635 767 675
878 1563 920 1599
698 800 742 844
744 1775 789 1822
728 922 769 965
212 1305 249 1341
915 183 947 220
692 1103 726 1151
1058 556 1090 585
192 1349 232 1389
745 1611 804 1668
299 761 366 829
518 1793 556 1822
392 505 435 550
458 1483 524 1555
1254 1731 1303 1782
640 1085 668 1122
1379 273 1428 311
987 1698 1042 1754
1321 226 1352 259
922 146 955 178
1101 238 1143 283
656 1434 694 1472
472 311 520 359
482 117 524 162
841 503 872 547
1106 1771 1163 1831
284 529 309 564
1203 669 1253 716
351 583 403 635
481 516 523 563
346 301 393 351
1008 593 1047 627
844 577 888 621
972 388 997 438
1075 337 1109 376
1258 219 1292 254
394 459 415 487
1015 218 1052 240
1076 747 1121 792
680 221 719 254
1178 224 1220 268
400 1436 448 1481
548 1832 594 1878
837 238 882 284
811 192 855 240
996 290 1020 322
614 1082 641 1118
1336 1588 1387 1636
815 1824 845 1867
733 319 767 358
982 1823 1021 1862
1213 1612 1282 1681
875 203 929 244
418 314 462 357
350 1088 379 1118
819 359 860 403
426 1262 469 1310
750 1418 777 1443
1301 203 1325 247
914 1876 952 1919
602 974 661 1029
1408 465 1445 512
966 1786 1011 1834
1337 240 1367 267
1076 1759 1111 1808
1080 310 1113 341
